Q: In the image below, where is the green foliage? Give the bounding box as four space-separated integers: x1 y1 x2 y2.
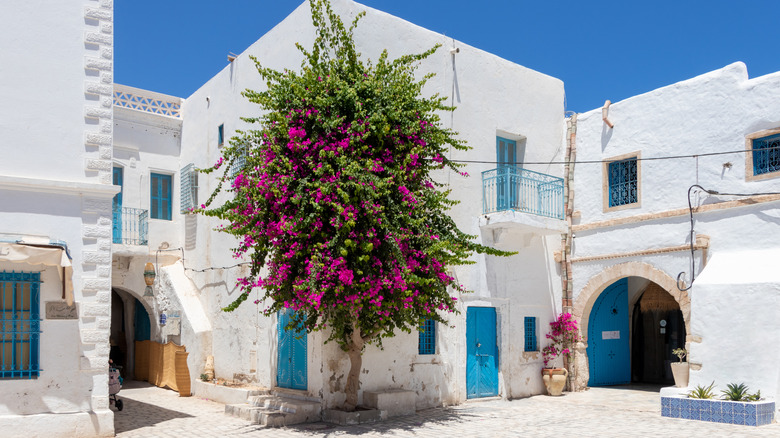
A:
687 381 716 399
721 382 750 401
672 348 687 363
745 390 761 402
200 373 210 382
200 0 512 349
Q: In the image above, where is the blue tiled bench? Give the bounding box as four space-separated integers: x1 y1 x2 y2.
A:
661 396 775 426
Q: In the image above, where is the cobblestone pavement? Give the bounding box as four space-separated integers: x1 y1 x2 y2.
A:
114 381 779 437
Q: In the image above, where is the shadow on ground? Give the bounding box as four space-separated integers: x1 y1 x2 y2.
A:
113 381 195 434
229 406 482 436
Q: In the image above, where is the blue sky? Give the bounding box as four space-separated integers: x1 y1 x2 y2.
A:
116 0 780 113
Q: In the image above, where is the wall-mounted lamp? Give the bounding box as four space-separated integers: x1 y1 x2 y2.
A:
143 262 156 297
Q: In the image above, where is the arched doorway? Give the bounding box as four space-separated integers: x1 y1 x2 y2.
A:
110 288 153 379
631 282 686 385
572 262 691 391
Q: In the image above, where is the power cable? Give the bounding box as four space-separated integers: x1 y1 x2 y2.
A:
676 185 780 291
443 144 778 166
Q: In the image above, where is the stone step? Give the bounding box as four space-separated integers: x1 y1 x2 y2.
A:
227 395 322 427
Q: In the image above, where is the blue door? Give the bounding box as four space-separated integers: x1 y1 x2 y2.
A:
134 299 151 341
587 278 630 386
496 137 517 211
466 307 498 398
112 166 123 243
277 309 307 390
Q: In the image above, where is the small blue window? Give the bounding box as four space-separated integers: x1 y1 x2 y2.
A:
524 317 537 352
418 319 436 355
752 133 780 176
1 271 41 379
218 124 225 147
150 173 172 220
608 157 638 207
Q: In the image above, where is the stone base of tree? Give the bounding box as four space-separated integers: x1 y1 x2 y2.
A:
322 407 382 425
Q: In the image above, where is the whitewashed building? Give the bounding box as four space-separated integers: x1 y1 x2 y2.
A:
4 0 779 434
0 0 117 436
109 0 567 413
568 62 780 403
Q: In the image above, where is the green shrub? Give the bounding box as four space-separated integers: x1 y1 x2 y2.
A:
721 383 750 401
687 381 716 399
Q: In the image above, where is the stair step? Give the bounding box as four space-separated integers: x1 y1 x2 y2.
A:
227 395 322 427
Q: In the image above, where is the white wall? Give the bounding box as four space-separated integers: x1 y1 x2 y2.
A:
0 1 116 436
571 62 780 400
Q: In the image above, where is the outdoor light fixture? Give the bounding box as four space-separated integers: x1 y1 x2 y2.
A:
143 262 156 297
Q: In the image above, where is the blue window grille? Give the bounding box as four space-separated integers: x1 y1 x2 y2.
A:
608 157 638 207
1 271 41 379
218 124 225 147
418 319 436 355
180 163 198 214
524 317 537 352
752 133 780 176
150 173 172 220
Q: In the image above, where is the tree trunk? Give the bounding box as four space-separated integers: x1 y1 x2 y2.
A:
343 325 364 411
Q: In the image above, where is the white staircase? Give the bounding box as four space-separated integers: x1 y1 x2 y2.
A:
225 389 322 427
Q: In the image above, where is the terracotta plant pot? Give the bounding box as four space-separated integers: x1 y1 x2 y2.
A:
671 362 689 388
542 368 568 396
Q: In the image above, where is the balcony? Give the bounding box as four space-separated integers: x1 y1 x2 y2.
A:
113 207 148 246
113 84 181 118
481 167 566 235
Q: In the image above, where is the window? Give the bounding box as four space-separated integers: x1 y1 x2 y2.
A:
603 152 641 211
230 143 249 179
746 129 780 181
418 318 436 355
524 317 537 352
218 124 225 147
180 164 198 213
150 173 172 220
1 271 41 379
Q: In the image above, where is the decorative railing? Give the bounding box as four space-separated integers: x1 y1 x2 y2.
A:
113 84 182 118
482 167 564 219
113 207 149 245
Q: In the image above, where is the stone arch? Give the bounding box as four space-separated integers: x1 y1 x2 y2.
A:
573 261 690 339
569 262 690 390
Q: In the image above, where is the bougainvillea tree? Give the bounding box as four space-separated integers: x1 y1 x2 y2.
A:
201 0 509 410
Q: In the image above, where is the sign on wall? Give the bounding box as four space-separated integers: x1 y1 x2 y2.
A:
45 301 78 319
602 330 620 340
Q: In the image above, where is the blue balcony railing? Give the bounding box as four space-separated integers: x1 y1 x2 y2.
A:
482 167 564 219
112 207 149 245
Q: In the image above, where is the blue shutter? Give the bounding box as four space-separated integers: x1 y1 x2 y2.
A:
524 317 537 352
418 319 436 355
150 173 172 220
113 167 123 243
218 124 225 146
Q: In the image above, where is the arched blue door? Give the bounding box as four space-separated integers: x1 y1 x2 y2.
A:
277 309 307 390
587 278 630 386
466 307 498 398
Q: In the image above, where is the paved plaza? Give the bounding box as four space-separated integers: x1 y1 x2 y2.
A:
114 381 779 437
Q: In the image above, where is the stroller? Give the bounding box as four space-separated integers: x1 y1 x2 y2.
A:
109 361 124 411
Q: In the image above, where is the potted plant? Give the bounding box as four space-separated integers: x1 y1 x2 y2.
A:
541 313 580 396
671 348 688 388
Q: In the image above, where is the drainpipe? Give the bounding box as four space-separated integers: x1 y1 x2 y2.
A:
561 113 578 390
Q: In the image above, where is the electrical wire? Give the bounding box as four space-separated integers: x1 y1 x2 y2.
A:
154 247 250 273
441 144 779 166
676 185 780 291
